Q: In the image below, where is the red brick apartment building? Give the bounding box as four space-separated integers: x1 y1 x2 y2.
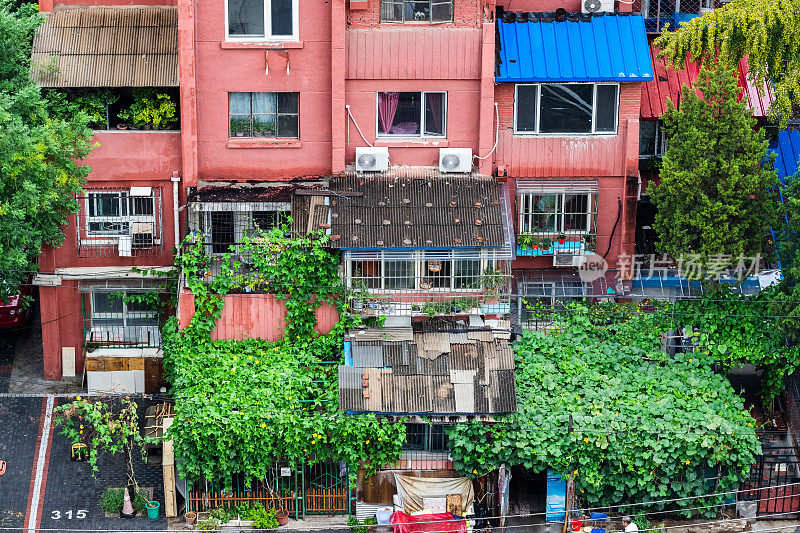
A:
31 0 658 386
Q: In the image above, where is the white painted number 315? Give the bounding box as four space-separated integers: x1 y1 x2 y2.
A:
51 510 87 519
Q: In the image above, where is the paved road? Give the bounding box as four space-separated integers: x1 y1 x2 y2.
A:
0 395 168 531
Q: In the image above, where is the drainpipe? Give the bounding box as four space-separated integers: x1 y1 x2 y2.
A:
171 172 181 254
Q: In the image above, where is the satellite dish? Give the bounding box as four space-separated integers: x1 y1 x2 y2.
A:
357 153 376 170
583 0 602 12
440 154 461 171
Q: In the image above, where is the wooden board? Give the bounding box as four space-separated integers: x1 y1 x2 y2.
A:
85 358 104 371
446 494 462 516
144 357 165 394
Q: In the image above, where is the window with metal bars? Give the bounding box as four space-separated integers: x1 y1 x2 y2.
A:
517 193 593 235
380 0 453 22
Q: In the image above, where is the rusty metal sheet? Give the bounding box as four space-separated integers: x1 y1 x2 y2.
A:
30 6 178 87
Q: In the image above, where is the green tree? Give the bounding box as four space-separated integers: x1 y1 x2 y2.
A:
773 178 800 338
0 2 93 299
655 0 800 126
651 66 778 268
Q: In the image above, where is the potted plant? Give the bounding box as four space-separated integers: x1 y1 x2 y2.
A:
541 237 553 251
350 280 369 311
557 232 566 244
276 508 289 526
529 233 542 250
146 500 160 520
517 233 532 250
230 117 251 137
185 511 197 525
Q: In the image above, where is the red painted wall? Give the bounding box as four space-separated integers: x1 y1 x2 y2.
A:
192 0 333 181
494 82 641 178
39 130 182 380
40 0 175 11
178 291 339 340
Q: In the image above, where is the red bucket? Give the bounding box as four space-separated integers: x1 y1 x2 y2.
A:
571 521 583 532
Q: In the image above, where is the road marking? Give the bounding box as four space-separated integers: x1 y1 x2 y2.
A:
26 395 54 533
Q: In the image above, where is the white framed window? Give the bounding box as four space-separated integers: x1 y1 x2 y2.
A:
376 92 447 138
85 191 156 237
226 0 299 41
639 120 668 158
514 83 619 135
517 192 593 234
347 250 492 291
380 0 453 22
89 290 160 346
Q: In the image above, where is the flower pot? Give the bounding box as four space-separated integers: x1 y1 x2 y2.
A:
185 511 197 525
276 509 289 526
146 501 160 519
531 245 539 250
353 299 364 311
116 123 128 130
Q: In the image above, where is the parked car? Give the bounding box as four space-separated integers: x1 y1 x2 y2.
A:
0 276 34 330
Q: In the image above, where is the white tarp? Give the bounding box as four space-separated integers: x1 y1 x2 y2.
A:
393 474 474 514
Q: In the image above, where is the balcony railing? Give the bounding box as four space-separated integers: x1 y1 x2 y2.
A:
631 0 712 33
81 287 162 349
76 187 164 258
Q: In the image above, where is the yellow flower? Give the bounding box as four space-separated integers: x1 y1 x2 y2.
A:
472 469 478 474
80 425 84 429
312 440 316 445
79 430 83 434
76 396 82 401
366 440 370 444
583 438 589 443
255 360 259 364
248 356 252 360
378 437 382 441
233 356 238 361
685 460 690 465
261 423 266 428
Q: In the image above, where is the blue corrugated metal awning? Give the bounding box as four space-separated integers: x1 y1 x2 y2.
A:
769 128 800 184
496 12 653 82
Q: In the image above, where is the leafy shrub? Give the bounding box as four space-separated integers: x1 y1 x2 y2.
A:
348 516 377 533
99 488 149 514
118 89 178 129
249 506 279 529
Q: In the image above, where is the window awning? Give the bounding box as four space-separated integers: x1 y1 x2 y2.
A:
30 6 178 87
770 128 800 184
496 12 653 83
515 178 599 194
641 39 774 120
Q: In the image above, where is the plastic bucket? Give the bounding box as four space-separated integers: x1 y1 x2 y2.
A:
146 501 160 519
571 520 583 532
376 508 393 525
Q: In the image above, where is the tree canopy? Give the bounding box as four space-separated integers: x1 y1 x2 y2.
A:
655 0 800 126
0 2 93 299
651 65 778 266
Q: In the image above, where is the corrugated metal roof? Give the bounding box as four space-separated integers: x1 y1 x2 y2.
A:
496 12 653 82
323 172 506 249
641 39 773 120
769 128 800 184
30 6 178 87
339 326 516 415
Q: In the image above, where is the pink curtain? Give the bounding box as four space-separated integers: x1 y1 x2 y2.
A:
378 92 399 134
426 92 443 134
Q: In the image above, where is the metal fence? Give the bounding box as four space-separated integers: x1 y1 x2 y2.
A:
76 187 164 258
631 0 712 33
186 461 351 517
80 285 163 349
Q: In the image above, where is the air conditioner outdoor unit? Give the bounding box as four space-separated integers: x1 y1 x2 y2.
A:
439 148 473 173
553 249 586 267
118 235 132 257
131 222 157 248
582 0 615 13
355 147 389 172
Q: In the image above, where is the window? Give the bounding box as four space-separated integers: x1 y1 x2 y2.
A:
518 192 593 234
347 251 494 291
514 83 619 134
86 191 155 236
377 92 446 137
380 0 453 22
252 210 286 232
89 290 160 346
639 120 668 158
227 0 298 40
403 423 449 452
229 92 299 139
517 281 585 329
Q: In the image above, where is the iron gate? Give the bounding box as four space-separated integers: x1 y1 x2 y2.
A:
741 442 800 518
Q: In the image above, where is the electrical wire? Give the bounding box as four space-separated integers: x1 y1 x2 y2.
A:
346 105 374 148
474 103 500 161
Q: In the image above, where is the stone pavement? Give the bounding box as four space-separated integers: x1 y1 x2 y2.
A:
0 394 167 532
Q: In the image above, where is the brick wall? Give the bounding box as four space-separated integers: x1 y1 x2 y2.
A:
347 0 483 28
